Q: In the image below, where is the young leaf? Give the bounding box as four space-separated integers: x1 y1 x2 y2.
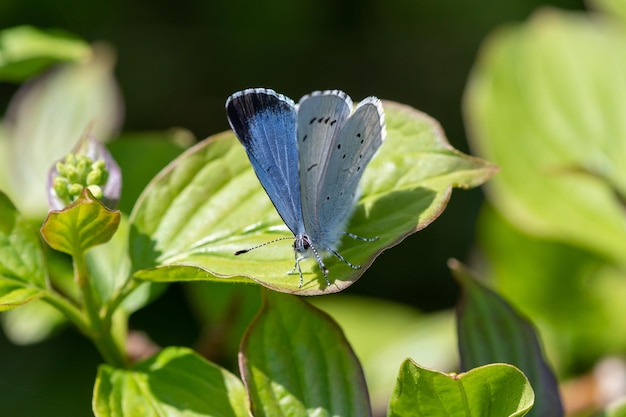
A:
41 188 120 256
0 25 91 82
464 8 626 265
239 291 371 417
388 359 534 417
93 346 249 417
452 260 564 417
129 101 496 294
0 192 46 310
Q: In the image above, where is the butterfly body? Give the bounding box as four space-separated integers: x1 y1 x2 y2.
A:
226 88 385 286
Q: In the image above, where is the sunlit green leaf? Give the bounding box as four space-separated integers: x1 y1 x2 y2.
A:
0 192 46 310
41 188 121 256
240 291 371 417
93 346 249 417
130 102 496 295
388 360 534 417
464 9 626 265
0 25 91 82
452 260 563 417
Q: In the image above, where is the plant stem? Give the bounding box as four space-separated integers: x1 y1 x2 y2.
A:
74 251 127 367
41 290 90 336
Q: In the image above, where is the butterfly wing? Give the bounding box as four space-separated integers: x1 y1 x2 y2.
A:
226 88 305 235
301 95 386 249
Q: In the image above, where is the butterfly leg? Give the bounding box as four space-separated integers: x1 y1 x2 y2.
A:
308 244 331 287
330 249 361 271
343 231 378 242
288 253 306 287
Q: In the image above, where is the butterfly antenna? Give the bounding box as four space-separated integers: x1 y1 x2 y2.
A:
234 236 293 255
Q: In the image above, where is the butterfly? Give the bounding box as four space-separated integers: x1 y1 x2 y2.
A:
226 88 386 286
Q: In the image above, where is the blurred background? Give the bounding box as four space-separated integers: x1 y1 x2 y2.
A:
3 0 611 415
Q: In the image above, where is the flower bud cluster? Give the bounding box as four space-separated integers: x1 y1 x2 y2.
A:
53 153 110 204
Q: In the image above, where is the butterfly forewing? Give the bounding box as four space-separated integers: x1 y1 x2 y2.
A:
296 92 353 248
226 89 305 236
305 97 386 249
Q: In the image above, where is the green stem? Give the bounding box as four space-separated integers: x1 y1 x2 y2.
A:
41 290 90 336
102 277 142 330
74 251 127 368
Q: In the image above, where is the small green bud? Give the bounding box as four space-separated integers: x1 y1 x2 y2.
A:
56 161 67 177
47 134 121 210
65 153 77 166
93 159 106 171
86 185 103 199
69 183 84 196
86 169 102 185
76 157 89 178
53 177 70 201
65 165 79 183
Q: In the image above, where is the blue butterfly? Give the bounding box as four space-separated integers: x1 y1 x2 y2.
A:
226 88 386 286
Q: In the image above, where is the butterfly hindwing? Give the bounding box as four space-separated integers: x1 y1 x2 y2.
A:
226 88 305 236
306 96 386 249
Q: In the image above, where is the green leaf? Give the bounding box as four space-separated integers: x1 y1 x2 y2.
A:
93 346 249 417
41 188 121 256
452 260 563 417
477 204 626 373
240 291 371 417
0 191 46 310
108 129 192 213
130 101 496 294
0 298 66 344
311 296 457 412
0 25 91 82
388 360 534 417
464 9 626 265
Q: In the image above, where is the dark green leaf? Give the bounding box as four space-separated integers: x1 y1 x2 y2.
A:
0 25 90 82
240 291 371 417
388 359 534 417
0 192 46 310
93 346 249 417
311 295 456 412
477 203 626 374
41 188 120 256
452 260 563 417
130 102 496 294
